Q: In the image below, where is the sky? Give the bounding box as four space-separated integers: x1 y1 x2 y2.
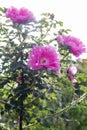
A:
0 0 87 58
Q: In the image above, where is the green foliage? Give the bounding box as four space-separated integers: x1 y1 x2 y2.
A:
0 7 87 130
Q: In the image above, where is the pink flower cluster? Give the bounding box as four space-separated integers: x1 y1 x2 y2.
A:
27 45 60 74
6 7 35 24
57 34 86 57
67 66 77 83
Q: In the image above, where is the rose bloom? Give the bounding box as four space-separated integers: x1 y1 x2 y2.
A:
27 45 60 74
67 73 77 84
57 34 86 57
67 66 77 75
6 6 35 24
56 34 66 46
67 66 77 84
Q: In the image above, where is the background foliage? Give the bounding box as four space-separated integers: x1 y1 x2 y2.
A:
0 7 87 130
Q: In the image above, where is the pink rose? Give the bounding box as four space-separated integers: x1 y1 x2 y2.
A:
57 34 86 57
6 6 35 24
27 45 60 74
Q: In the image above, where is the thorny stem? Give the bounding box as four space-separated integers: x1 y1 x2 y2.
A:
18 26 25 130
19 50 24 130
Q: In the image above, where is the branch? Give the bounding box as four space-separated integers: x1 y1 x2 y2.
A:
43 92 87 120
23 92 87 129
0 99 14 107
61 51 70 62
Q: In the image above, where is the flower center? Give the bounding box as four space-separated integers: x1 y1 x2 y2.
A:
40 58 48 65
